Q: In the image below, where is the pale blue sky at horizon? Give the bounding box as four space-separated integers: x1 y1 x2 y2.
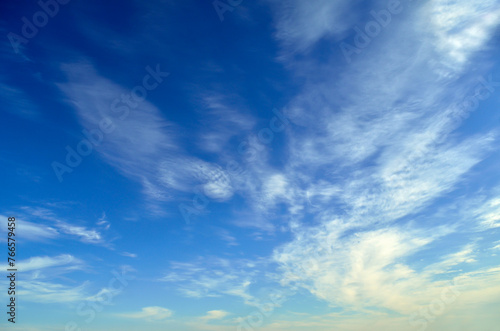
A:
1 0 500 330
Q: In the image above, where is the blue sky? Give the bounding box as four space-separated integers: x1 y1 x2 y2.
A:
1 0 500 330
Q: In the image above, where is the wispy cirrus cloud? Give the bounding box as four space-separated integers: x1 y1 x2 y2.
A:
0 83 40 120
261 0 500 221
177 0 500 234
155 3 500 326
17 207 108 245
268 0 361 53
57 223 103 243
160 257 264 306
0 214 58 242
491 241 500 251
0 254 83 272
57 62 237 207
17 280 89 303
196 93 256 154
116 306 173 321
471 196 500 230
0 254 89 304
440 187 500 231
121 252 138 258
216 0 500 234
422 0 500 73
260 0 500 325
273 224 495 316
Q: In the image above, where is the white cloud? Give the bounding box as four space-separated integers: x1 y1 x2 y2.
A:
58 62 176 174
57 223 102 243
207 0 500 234
19 222 58 240
254 0 500 228
96 212 110 230
422 0 500 74
0 254 82 272
16 280 89 303
86 287 122 303
178 2 500 324
268 0 360 53
262 174 289 204
474 197 500 229
117 306 172 321
214 228 239 246
199 310 230 321
0 214 58 242
424 244 477 275
197 93 256 154
446 190 500 230
58 63 235 206
250 1 500 314
491 241 500 251
275 227 428 313
0 254 89 304
16 207 106 245
161 258 263 306
121 252 138 258
157 157 234 201
273 225 495 316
